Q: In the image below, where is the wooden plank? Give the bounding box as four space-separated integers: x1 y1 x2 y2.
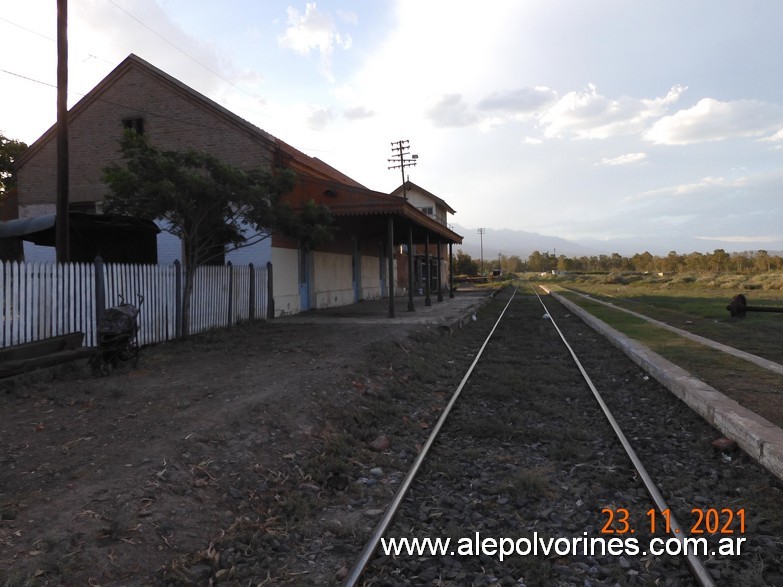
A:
0 346 95 379
0 331 85 363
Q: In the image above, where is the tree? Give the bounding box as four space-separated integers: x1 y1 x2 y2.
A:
0 134 28 261
103 131 332 334
506 255 524 273
0 133 27 197
753 250 772 273
453 249 479 276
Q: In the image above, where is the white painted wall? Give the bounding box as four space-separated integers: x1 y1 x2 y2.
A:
313 251 353 308
19 204 56 262
155 221 183 265
22 241 55 263
271 247 300 316
361 254 383 300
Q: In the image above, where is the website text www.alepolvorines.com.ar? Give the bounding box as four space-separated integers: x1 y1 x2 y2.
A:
381 531 747 562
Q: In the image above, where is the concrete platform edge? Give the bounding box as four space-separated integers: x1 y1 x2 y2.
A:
547 288 783 483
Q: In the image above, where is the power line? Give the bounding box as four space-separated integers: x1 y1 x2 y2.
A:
0 66 263 140
0 15 56 42
2 5 268 112
0 16 115 66
106 0 261 101
2 8 341 160
0 68 57 89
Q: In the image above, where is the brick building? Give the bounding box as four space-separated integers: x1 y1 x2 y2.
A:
12 54 461 316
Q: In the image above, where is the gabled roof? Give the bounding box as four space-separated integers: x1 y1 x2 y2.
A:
289 175 463 244
390 181 457 215
273 138 366 188
15 54 365 188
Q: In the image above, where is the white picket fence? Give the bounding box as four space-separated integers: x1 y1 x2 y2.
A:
1 259 270 349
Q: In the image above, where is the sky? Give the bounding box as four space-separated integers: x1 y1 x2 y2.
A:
3 0 783 256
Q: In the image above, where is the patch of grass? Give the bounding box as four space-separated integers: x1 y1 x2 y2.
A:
503 466 552 501
424 456 465 481
546 439 592 462
557 279 783 364
555 293 783 428
451 416 518 441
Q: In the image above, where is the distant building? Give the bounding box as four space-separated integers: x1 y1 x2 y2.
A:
390 181 457 296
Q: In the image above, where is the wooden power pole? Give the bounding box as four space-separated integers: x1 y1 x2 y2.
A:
56 0 70 262
388 140 418 312
387 140 417 198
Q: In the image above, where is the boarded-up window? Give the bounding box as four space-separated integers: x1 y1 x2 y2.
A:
122 117 145 134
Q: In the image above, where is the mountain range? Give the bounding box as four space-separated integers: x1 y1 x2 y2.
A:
450 224 783 260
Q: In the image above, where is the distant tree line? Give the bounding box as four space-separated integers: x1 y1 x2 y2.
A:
453 250 526 276
453 248 783 276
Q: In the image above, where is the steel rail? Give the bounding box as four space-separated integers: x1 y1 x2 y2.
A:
531 284 717 587
343 286 519 587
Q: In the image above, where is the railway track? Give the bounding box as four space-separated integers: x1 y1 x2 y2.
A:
344 285 783 586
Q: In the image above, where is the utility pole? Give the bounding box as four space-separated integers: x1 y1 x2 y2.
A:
388 140 418 312
56 0 70 262
477 228 485 275
388 140 417 199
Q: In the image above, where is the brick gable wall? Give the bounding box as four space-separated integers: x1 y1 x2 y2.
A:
17 63 275 212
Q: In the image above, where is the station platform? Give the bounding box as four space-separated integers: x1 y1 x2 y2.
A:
548 289 783 483
277 289 494 328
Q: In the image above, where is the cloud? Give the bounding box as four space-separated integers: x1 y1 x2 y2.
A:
426 94 479 128
477 87 558 115
597 153 648 166
336 9 358 26
763 128 783 142
306 106 334 130
645 98 783 145
343 106 375 120
278 3 352 82
694 234 783 243
540 84 686 139
625 176 744 202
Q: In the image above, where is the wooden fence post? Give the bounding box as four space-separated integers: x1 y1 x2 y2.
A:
227 261 233 326
248 263 255 320
94 255 105 326
174 259 182 338
267 261 274 319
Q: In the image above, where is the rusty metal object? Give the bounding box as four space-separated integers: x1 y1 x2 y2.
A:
727 293 783 319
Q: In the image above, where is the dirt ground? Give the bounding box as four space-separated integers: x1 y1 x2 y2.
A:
0 317 418 585
6 287 780 586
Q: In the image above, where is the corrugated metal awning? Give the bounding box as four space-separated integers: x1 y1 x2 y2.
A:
0 215 56 239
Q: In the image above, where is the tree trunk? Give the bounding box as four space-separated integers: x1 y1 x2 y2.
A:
181 262 195 337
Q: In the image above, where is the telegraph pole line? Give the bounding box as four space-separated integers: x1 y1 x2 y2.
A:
388 140 419 313
477 227 485 275
387 139 417 199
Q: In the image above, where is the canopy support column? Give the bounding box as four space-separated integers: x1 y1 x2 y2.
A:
407 224 415 312
449 242 454 298
424 232 432 307
387 215 395 318
436 236 443 302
